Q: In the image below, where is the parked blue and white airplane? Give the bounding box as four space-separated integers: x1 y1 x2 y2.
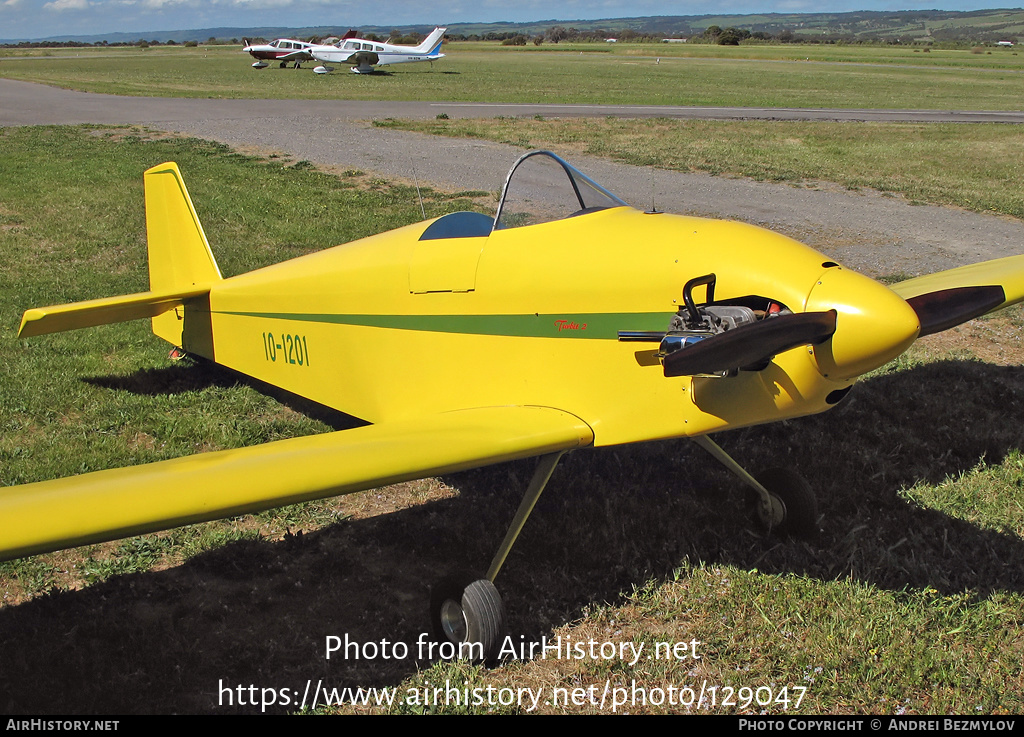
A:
311 27 446 74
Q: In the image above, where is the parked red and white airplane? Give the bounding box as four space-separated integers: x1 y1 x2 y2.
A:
242 38 332 69
310 26 446 74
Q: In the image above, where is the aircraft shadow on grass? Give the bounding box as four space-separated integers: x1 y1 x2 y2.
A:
2 358 1023 713
84 360 368 431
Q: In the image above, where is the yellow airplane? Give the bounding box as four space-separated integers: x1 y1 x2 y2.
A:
4 151 1023 659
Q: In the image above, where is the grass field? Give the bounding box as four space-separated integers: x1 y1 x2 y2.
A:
1 124 1024 714
3 42 1024 109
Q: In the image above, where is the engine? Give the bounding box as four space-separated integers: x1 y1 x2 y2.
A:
619 273 791 377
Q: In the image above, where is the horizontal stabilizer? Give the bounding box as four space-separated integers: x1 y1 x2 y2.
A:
0 406 593 561
18 286 210 339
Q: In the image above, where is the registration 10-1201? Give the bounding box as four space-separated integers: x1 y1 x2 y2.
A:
262 332 310 367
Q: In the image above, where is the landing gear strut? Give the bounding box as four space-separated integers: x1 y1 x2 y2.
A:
429 451 564 662
428 438 816 661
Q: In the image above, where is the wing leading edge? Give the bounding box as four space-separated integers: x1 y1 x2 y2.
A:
891 254 1024 303
0 406 593 562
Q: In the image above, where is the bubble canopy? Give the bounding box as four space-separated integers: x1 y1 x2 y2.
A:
493 150 629 231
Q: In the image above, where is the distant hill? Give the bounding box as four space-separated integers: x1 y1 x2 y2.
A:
448 9 1024 43
3 9 1024 45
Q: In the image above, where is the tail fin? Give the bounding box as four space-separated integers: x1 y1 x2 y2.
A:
415 27 446 55
18 163 221 353
144 163 221 351
144 162 222 292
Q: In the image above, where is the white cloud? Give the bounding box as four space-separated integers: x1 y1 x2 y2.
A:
42 0 89 10
133 0 204 9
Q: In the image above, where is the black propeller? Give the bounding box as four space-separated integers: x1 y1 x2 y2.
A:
904 285 1005 338
662 310 838 377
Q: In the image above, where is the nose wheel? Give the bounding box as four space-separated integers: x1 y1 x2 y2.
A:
752 468 818 539
692 435 819 540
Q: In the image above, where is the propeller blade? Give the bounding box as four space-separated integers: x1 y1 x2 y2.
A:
904 285 1005 338
663 310 837 377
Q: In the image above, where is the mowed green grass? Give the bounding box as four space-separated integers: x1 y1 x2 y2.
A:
377 117 1024 219
2 42 1024 109
1 126 1024 713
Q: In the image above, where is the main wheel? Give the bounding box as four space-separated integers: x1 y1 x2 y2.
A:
430 576 506 663
752 468 818 540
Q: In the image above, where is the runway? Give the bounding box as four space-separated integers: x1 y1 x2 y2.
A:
4 78 1024 126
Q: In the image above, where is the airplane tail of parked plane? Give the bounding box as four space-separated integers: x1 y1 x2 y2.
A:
414 26 446 56
17 162 222 350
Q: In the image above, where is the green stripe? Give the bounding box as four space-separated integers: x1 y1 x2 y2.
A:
216 310 671 340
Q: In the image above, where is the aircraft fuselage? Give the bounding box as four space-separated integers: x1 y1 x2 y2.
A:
165 207 915 448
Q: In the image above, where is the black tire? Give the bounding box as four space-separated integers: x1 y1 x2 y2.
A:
753 468 818 540
430 575 506 663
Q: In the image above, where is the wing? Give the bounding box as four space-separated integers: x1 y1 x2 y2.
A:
0 406 593 561
279 50 314 62
890 254 1024 336
346 50 379 67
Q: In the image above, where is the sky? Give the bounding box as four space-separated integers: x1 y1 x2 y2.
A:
0 0 1017 42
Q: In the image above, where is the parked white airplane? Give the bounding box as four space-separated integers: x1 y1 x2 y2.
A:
311 26 446 74
242 38 328 68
